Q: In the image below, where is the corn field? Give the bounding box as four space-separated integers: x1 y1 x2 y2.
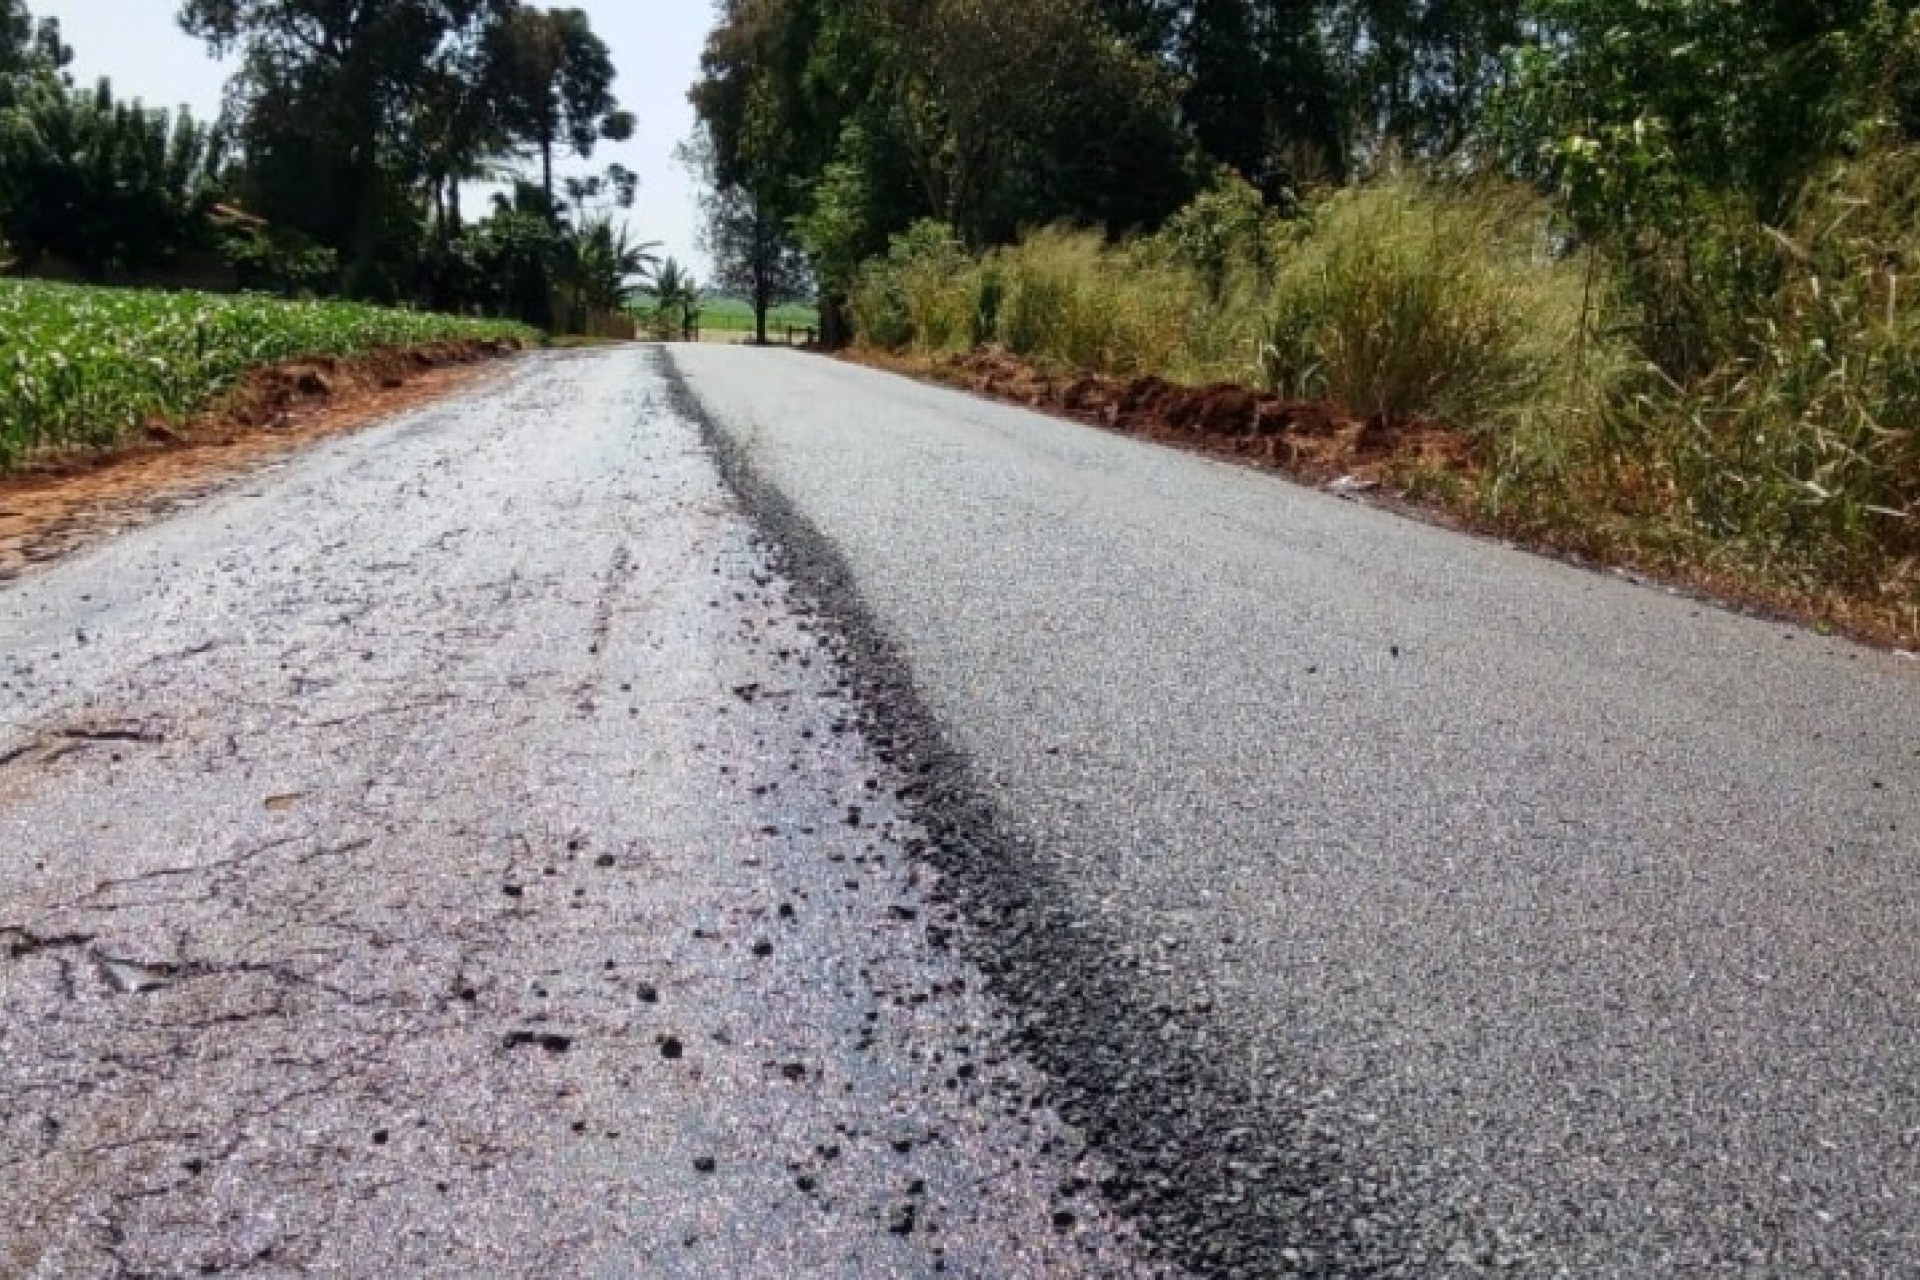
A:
0 281 534 469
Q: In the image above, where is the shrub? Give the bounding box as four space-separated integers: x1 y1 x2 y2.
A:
991 228 1197 376
1606 149 1920 578
850 220 983 353
1256 176 1595 439
1149 171 1286 301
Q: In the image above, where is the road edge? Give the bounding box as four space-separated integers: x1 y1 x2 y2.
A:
0 346 525 584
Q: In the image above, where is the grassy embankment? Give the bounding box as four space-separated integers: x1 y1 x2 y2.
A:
0 280 535 470
851 171 1920 647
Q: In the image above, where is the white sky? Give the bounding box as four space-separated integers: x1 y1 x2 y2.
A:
34 0 717 275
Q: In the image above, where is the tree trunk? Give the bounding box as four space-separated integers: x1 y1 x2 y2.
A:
820 294 851 348
541 135 555 212
346 158 385 300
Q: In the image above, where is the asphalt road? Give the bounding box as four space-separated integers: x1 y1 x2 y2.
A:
0 350 1163 1278
671 344 1920 1277
3 344 1916 1278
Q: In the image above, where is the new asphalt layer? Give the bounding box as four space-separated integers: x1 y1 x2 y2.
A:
671 343 1920 1277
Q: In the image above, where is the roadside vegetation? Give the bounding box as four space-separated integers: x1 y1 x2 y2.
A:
695 0 1920 644
2 0 654 335
0 280 532 467
1 0 652 474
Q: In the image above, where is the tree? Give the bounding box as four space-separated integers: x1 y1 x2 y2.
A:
1 0 67 89
645 257 702 339
469 207 564 327
691 0 1194 340
1 0 64 260
494 6 634 211
179 0 498 295
415 7 517 234
569 215 657 313
176 1 578 296
703 180 810 344
683 129 808 344
0 77 226 278
692 0 912 342
1096 0 1182 55
694 0 1182 333
870 0 1193 243
1498 0 1917 220
561 162 638 220
1326 0 1527 158
1181 0 1267 184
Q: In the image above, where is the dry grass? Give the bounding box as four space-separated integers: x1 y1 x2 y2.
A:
848 168 1920 650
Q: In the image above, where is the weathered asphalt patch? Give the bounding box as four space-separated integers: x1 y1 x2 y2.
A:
0 349 1166 1277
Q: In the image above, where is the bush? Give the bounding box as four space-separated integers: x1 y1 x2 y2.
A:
221 225 339 297
850 220 983 353
991 229 1197 376
1604 149 1920 578
1257 177 1595 438
1149 172 1285 301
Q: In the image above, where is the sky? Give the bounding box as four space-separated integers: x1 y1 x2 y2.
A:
33 0 719 275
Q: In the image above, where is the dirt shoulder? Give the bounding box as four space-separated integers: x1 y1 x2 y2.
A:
0 341 522 582
847 346 1920 655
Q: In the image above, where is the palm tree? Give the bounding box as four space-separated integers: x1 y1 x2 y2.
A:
572 217 659 314
646 257 703 340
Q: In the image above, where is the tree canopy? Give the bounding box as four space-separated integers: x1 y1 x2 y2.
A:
688 0 1543 328
689 0 1920 343
491 6 634 207
3 3 222 278
687 131 810 344
175 0 636 299
1 78 225 278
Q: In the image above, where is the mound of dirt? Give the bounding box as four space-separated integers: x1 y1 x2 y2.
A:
902 347 1477 487
221 340 521 432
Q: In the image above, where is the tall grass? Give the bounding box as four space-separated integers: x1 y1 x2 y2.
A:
858 173 1597 434
1255 181 1597 439
851 221 986 353
851 164 1920 627
993 229 1198 376
1595 152 1920 583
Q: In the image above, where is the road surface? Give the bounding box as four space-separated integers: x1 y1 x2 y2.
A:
4 344 1917 1277
0 351 1160 1278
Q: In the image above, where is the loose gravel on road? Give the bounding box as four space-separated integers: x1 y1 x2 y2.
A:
7 341 1918 1279
0 349 1165 1277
